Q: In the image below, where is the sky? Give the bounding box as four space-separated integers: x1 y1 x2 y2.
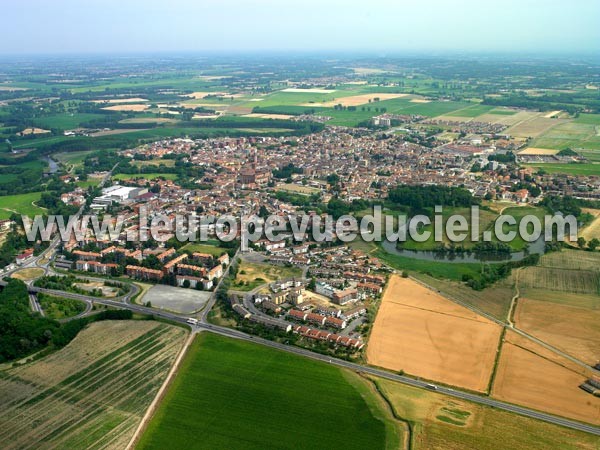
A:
3 0 600 54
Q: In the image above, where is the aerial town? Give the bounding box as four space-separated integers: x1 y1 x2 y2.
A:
1 2 600 446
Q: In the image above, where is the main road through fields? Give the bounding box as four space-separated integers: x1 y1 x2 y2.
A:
6 234 600 436
43 291 600 437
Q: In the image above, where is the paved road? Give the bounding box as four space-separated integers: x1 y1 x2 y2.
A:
28 293 44 316
29 285 596 437
10 277 600 437
194 322 600 437
3 184 599 435
10 258 600 436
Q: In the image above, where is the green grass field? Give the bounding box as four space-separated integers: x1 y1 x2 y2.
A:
53 150 94 166
137 333 396 450
239 88 365 108
76 179 102 189
373 245 483 281
413 272 515 320
574 113 600 125
33 113 105 130
323 98 471 126
0 173 19 183
0 192 45 219
530 120 600 151
492 206 547 251
398 207 498 251
447 104 495 117
488 109 518 115
524 163 600 176
250 95 470 126
182 242 228 257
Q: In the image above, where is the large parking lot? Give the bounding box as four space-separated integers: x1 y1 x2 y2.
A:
141 285 211 314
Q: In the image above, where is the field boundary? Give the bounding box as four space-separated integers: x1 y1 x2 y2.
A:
368 377 413 450
125 329 193 450
487 327 508 394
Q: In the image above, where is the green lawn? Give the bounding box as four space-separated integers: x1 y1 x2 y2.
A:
488 109 518 115
578 149 600 162
54 150 94 166
321 99 470 126
524 163 600 176
76 179 102 189
448 104 495 117
137 333 394 450
398 207 499 251
375 377 599 450
574 113 600 125
530 120 600 151
0 192 46 219
374 245 483 281
239 88 364 108
182 242 228 257
491 206 548 251
0 173 19 183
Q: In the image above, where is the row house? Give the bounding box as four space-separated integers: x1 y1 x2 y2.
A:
177 264 207 277
357 282 383 296
72 250 101 261
344 271 386 285
292 326 364 350
306 312 326 326
314 307 342 318
207 264 223 280
287 309 307 322
76 260 118 275
163 254 189 274
261 300 282 314
126 265 163 281
342 305 367 321
269 255 292 265
157 247 176 262
325 316 347 329
291 255 310 266
193 252 214 263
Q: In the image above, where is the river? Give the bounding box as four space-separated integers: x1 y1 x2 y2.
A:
43 156 59 174
381 236 546 264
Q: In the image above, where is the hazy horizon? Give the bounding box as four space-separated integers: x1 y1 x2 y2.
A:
4 0 599 55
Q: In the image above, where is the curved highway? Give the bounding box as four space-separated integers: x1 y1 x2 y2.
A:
29 287 599 437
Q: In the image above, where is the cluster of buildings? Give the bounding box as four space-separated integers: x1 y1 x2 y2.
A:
65 235 229 289
580 378 600 396
287 309 347 329
55 120 600 241
291 325 364 350
230 295 365 351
